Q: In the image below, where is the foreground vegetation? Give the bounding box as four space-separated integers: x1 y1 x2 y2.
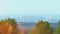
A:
29 20 53 34
0 18 60 34
29 20 60 34
0 18 18 34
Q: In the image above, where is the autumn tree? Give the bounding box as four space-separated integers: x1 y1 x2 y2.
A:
0 20 9 34
0 18 19 34
29 20 53 34
5 18 18 34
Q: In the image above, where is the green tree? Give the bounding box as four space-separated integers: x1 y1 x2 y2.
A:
29 20 53 34
53 20 60 34
5 18 17 25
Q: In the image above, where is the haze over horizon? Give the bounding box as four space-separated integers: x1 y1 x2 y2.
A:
0 0 60 23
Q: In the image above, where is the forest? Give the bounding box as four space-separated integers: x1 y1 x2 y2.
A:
0 18 60 34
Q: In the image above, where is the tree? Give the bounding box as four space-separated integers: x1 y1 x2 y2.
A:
5 18 18 34
29 20 53 34
0 21 9 34
53 20 60 34
0 18 19 34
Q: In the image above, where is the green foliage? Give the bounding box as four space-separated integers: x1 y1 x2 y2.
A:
29 20 53 34
58 20 60 26
5 18 17 25
53 20 60 34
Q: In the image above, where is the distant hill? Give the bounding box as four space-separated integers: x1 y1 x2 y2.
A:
18 22 58 28
18 22 58 33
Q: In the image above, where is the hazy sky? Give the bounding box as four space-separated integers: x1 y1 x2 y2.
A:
0 0 60 22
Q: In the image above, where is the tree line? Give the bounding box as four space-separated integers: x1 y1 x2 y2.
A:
0 18 60 34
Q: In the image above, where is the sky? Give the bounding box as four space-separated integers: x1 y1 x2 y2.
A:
0 0 60 22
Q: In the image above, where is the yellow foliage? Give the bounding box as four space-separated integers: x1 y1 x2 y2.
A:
29 20 53 34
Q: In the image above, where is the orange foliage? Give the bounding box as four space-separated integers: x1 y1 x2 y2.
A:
8 25 13 34
0 23 27 34
0 23 9 34
0 23 16 34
